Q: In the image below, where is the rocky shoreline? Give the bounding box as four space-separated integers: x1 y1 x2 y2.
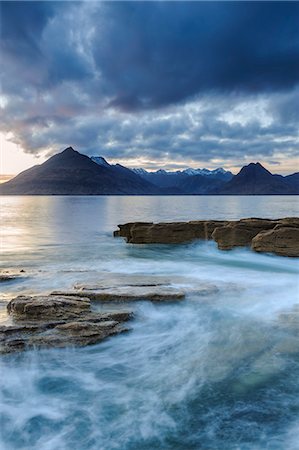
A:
114 217 299 257
0 274 219 354
1 217 298 354
1 294 133 354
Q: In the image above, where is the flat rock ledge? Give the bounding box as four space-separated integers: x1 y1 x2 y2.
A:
1 295 132 354
114 217 299 257
51 285 186 302
51 276 218 301
1 275 219 354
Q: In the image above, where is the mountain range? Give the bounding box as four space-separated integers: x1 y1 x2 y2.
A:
0 147 298 195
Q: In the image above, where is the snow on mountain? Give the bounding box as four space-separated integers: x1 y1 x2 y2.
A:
132 168 149 175
91 156 110 167
92 159 232 181
182 168 227 176
133 167 231 177
183 168 200 175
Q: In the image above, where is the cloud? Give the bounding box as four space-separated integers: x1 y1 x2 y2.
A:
91 2 299 110
0 1 298 171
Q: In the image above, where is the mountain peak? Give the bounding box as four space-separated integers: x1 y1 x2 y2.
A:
239 162 271 176
61 146 77 154
247 162 266 170
43 146 92 169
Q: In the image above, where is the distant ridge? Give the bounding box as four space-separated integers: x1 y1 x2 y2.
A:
131 166 233 188
0 148 298 195
214 162 297 195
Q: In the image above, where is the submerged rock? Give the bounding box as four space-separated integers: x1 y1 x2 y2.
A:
114 217 299 256
0 274 20 282
1 295 132 354
0 269 29 282
277 304 299 333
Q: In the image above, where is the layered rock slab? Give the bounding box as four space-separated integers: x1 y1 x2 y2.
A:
211 219 279 250
1 295 132 354
7 295 90 319
115 220 227 244
252 226 299 257
52 286 185 302
114 217 299 256
52 276 219 301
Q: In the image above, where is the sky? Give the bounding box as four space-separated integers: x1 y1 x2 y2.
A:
0 1 299 176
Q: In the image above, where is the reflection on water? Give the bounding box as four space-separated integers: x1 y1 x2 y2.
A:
1 195 299 255
0 196 299 450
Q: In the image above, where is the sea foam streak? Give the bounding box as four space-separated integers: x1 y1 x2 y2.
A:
1 243 299 450
1 196 298 449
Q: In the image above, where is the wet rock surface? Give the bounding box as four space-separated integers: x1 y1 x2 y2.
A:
52 274 219 301
7 295 91 319
0 273 220 354
114 217 299 256
1 295 132 354
0 273 24 282
116 220 227 244
212 219 279 250
52 286 186 302
277 304 299 334
0 275 17 282
251 226 299 257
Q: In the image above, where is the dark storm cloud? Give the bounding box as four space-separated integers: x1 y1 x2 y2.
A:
1 1 56 41
0 1 57 63
92 1 299 110
0 1 90 92
0 1 298 169
2 1 299 107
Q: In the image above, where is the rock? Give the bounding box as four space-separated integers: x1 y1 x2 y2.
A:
211 219 279 250
84 311 133 322
275 217 299 228
0 274 18 282
71 274 219 300
252 227 299 257
7 295 91 320
74 274 176 290
52 285 185 302
114 222 153 239
277 305 299 333
55 320 118 334
272 337 299 355
115 220 227 244
0 269 28 282
27 324 128 350
1 294 133 354
114 218 299 256
0 319 129 354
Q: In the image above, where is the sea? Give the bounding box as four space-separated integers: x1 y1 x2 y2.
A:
0 195 299 450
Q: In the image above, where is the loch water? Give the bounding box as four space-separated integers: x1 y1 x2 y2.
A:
0 196 299 450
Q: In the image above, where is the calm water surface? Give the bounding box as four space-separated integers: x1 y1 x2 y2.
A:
0 196 299 450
